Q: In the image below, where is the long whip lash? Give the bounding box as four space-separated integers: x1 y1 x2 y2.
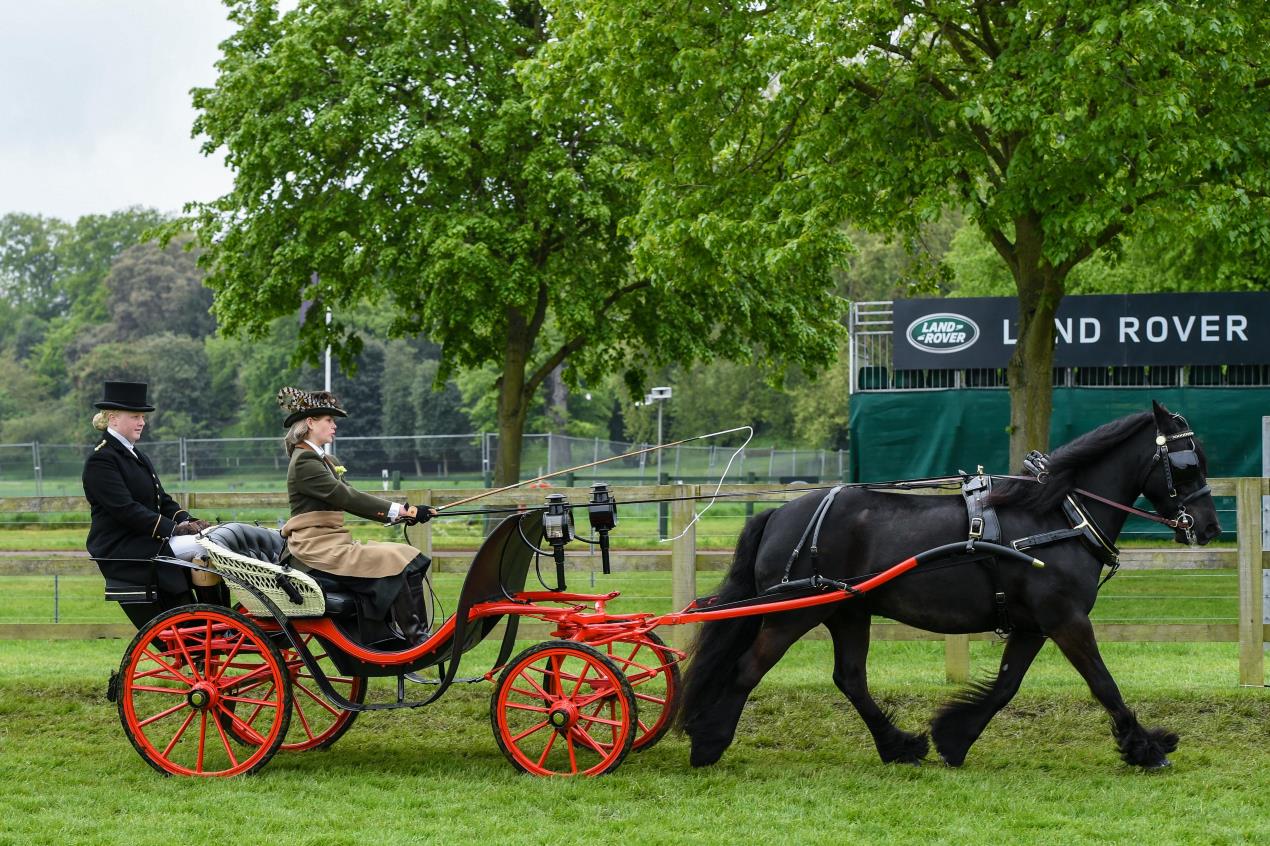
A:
436 426 756 511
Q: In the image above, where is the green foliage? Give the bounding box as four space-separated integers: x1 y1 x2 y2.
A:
837 213 964 302
538 0 1270 462
103 237 215 340
0 213 68 322
658 360 795 445
185 0 847 482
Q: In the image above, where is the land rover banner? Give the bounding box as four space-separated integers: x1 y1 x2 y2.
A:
891 292 1270 369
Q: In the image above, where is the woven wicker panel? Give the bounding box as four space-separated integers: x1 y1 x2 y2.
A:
196 538 327 618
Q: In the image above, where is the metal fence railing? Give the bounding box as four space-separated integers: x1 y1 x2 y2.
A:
0 433 849 497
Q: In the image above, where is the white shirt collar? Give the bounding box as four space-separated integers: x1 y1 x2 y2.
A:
304 440 327 455
107 428 137 456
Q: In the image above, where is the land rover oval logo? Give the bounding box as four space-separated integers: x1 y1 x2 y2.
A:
906 313 980 354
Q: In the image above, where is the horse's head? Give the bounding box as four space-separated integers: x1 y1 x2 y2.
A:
1141 401 1222 546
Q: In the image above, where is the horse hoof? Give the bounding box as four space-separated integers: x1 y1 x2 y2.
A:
938 753 963 768
1142 758 1172 771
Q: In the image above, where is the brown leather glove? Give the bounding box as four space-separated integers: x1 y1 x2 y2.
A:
173 519 212 536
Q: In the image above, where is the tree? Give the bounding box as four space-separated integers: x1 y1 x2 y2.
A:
538 1 1270 467
0 213 68 322
104 238 215 340
183 0 845 484
58 208 166 323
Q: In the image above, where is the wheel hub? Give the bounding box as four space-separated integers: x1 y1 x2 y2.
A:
186 682 218 711
548 701 577 731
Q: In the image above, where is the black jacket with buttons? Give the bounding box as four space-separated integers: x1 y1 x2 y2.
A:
82 434 192 594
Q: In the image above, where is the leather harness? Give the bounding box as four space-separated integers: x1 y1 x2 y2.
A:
959 459 1122 637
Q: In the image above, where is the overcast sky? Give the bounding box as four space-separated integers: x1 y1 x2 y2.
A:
0 1 238 221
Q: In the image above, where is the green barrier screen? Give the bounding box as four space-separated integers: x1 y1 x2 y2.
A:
847 387 1268 482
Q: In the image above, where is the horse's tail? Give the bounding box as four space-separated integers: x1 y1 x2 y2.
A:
678 507 774 733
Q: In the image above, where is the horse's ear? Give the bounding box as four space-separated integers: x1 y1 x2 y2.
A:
1151 399 1171 426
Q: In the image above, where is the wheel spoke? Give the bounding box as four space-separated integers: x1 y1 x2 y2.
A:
505 701 550 714
139 648 193 685
137 699 190 728
196 711 208 773
566 729 579 774
221 692 283 708
211 631 250 683
291 696 316 742
202 620 214 679
160 709 198 757
507 684 544 700
217 703 267 746
129 684 192 696
569 660 593 698
293 679 342 716
570 725 609 757
517 670 552 700
571 689 617 710
511 719 551 744
577 712 626 729
534 726 558 767
173 629 201 682
212 708 241 769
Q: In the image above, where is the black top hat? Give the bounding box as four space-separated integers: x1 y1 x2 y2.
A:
94 381 155 412
277 386 349 428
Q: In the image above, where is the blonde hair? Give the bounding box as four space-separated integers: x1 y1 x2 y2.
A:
284 418 311 456
92 411 112 431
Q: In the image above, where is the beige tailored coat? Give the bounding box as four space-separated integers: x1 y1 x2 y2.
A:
280 446 416 578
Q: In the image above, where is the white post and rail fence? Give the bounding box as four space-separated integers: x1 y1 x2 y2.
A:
0 479 1265 686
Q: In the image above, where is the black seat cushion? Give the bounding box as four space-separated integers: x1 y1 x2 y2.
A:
202 523 286 564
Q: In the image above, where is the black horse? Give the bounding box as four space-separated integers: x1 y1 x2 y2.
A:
681 401 1221 769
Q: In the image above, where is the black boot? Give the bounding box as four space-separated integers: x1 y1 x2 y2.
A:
387 587 427 646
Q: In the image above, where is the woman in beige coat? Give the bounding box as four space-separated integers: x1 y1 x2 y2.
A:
277 387 435 644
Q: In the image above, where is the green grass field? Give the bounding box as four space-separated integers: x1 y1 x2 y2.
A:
0 637 1265 846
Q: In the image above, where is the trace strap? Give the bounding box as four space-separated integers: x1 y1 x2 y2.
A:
779 485 843 585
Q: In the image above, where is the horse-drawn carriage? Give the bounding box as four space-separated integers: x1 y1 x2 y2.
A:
110 504 687 777
107 403 1221 777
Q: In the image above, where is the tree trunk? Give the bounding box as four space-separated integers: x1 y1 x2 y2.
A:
546 364 572 472
494 310 532 486
1005 214 1066 471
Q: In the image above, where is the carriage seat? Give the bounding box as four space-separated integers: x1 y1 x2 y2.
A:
196 523 356 618
202 523 285 563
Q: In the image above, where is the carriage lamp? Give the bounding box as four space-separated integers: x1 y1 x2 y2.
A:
587 483 618 575
543 493 573 590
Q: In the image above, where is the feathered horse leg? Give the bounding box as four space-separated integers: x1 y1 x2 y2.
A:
825 608 929 764
1048 616 1177 768
930 631 1046 766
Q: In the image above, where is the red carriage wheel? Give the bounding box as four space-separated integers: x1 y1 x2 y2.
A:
219 632 365 752
603 631 681 751
491 641 635 776
116 604 291 776
279 633 364 751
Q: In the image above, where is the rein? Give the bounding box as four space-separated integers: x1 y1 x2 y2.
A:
1070 486 1194 530
1020 418 1209 543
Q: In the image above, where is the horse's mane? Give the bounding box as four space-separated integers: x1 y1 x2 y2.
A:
988 411 1155 513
